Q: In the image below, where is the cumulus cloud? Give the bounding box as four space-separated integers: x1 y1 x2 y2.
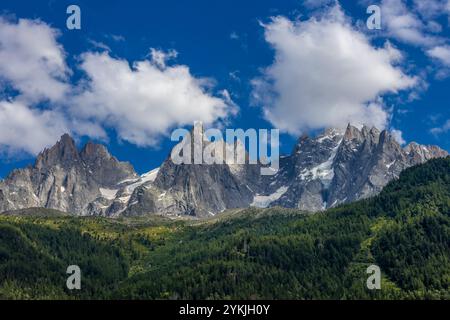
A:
0 100 68 156
427 45 450 66
71 50 236 147
0 17 70 103
0 16 235 156
0 17 72 156
0 96 106 156
252 6 417 134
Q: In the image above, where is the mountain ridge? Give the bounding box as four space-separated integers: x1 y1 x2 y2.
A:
0 124 447 217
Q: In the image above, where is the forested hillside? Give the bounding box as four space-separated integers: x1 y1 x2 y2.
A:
0 157 449 299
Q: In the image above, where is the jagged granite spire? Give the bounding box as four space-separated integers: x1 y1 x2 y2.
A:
0 134 137 215
0 125 448 217
264 124 448 211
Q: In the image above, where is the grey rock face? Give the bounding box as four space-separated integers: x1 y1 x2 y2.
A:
119 124 257 217
0 124 448 217
115 123 447 216
0 134 137 215
267 124 448 211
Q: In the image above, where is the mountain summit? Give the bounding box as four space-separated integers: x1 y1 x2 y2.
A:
264 124 448 211
0 125 447 216
0 134 137 214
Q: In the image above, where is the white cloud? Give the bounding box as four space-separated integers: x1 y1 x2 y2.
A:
430 119 450 135
412 0 447 19
0 99 68 155
0 16 235 156
88 39 111 52
252 6 417 134
374 0 450 80
0 17 73 156
149 48 178 69
427 45 450 66
391 128 406 145
0 17 70 103
376 0 450 80
71 50 236 147
426 21 443 34
413 0 450 22
380 0 441 47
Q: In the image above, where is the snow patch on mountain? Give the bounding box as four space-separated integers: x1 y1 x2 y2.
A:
141 168 159 182
99 188 119 200
299 139 342 187
316 128 344 143
251 186 289 208
123 167 159 193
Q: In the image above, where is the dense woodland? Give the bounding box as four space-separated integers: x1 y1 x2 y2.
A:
0 157 449 299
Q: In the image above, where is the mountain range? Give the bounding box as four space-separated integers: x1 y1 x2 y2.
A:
1 156 449 299
0 124 447 217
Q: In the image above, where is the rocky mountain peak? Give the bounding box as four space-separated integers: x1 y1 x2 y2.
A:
361 124 370 136
81 140 137 187
0 125 448 217
0 134 137 215
368 127 381 143
322 127 345 137
80 141 110 159
343 123 362 141
404 141 449 164
35 133 80 170
268 124 448 212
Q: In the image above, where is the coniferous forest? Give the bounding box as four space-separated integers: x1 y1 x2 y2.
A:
0 157 449 300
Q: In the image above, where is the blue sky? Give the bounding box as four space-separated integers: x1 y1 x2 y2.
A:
0 0 449 177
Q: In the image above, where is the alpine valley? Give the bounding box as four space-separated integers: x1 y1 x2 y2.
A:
0 156 449 299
